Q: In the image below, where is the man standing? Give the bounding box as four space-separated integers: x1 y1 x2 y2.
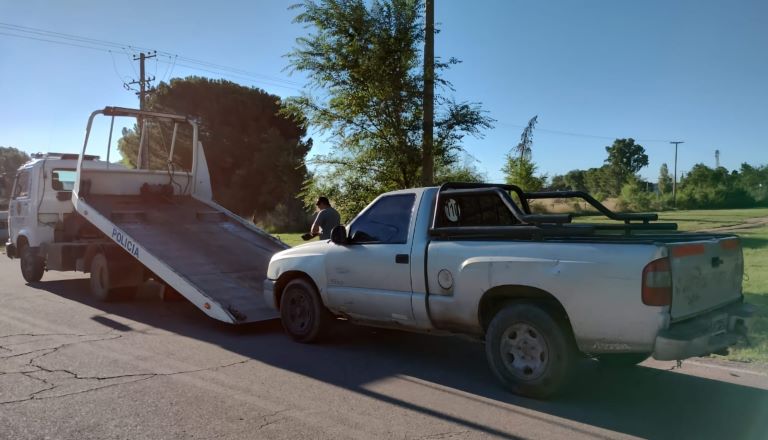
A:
304 196 341 240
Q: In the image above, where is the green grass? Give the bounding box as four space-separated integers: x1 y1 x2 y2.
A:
274 207 768 365
576 207 768 231
722 225 768 364
272 232 308 247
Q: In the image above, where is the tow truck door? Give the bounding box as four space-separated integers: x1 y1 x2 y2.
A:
8 169 32 244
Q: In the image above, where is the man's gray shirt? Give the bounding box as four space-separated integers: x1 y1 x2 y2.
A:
314 207 341 239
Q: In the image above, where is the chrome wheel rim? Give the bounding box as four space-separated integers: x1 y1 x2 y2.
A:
500 322 549 380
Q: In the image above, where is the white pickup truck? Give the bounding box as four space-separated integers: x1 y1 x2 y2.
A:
264 183 754 398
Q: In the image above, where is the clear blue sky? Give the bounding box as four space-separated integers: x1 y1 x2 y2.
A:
1 0 766 183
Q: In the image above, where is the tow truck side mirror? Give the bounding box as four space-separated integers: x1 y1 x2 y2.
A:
330 225 348 245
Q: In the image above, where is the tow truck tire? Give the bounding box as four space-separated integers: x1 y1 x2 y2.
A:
20 246 45 283
280 278 331 343
90 253 118 301
485 303 574 399
594 353 649 367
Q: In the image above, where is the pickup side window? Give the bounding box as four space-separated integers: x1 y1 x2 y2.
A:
12 171 30 199
436 193 518 227
348 194 416 244
52 169 76 191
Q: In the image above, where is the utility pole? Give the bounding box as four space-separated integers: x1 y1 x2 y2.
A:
127 51 156 169
421 0 434 187
670 141 684 207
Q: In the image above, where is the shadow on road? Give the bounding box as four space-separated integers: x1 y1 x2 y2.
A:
34 278 768 440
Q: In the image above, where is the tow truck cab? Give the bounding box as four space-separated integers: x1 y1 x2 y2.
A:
5 153 132 282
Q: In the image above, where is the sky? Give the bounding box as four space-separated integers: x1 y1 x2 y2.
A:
1 0 766 183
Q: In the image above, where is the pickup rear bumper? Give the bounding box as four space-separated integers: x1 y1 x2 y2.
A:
653 301 755 361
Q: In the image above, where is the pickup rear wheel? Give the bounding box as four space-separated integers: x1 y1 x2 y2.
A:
20 246 45 283
280 278 331 343
485 303 574 399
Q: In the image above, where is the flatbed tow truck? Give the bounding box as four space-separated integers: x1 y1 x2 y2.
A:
6 107 287 324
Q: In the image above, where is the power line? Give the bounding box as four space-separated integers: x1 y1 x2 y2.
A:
108 50 131 83
1 21 682 144
497 121 672 144
0 22 126 49
155 59 302 91
0 22 301 89
0 31 112 53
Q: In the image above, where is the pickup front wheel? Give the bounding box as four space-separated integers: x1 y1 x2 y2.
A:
280 278 331 343
485 303 574 399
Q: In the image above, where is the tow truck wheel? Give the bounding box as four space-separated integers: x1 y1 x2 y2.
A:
90 253 118 301
20 246 45 283
280 278 331 343
594 353 649 367
485 303 574 399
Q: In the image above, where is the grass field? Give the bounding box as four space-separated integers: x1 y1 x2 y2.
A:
726 225 768 364
274 208 768 365
577 207 768 231
272 233 306 247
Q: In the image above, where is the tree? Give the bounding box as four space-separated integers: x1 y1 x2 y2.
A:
502 115 545 191
117 77 311 230
502 156 546 191
676 163 754 208
548 174 568 191
584 166 614 198
658 163 672 195
0 146 30 204
737 163 768 204
619 175 653 211
564 169 589 192
286 0 493 216
604 138 648 196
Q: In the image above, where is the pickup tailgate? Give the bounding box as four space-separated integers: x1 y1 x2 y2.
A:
668 236 743 321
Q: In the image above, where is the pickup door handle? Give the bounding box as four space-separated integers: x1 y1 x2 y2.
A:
395 254 409 264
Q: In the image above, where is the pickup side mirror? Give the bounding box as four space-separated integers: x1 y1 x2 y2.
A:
330 225 348 245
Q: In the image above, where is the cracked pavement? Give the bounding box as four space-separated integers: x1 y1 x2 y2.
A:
1 259 767 439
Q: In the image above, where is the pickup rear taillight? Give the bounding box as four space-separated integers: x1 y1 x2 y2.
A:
642 257 672 306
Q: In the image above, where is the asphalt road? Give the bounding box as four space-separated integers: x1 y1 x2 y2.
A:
1 257 767 440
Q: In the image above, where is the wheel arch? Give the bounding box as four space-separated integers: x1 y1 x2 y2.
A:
273 271 320 311
16 234 30 250
478 285 574 336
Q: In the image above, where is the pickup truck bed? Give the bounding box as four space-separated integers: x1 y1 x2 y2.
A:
88 195 284 322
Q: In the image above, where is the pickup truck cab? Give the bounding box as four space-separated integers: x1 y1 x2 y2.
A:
265 183 753 398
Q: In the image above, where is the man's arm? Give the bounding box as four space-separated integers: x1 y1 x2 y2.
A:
310 210 325 236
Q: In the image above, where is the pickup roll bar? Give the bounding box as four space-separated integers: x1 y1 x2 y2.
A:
526 190 658 223
431 182 677 239
440 187 573 224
